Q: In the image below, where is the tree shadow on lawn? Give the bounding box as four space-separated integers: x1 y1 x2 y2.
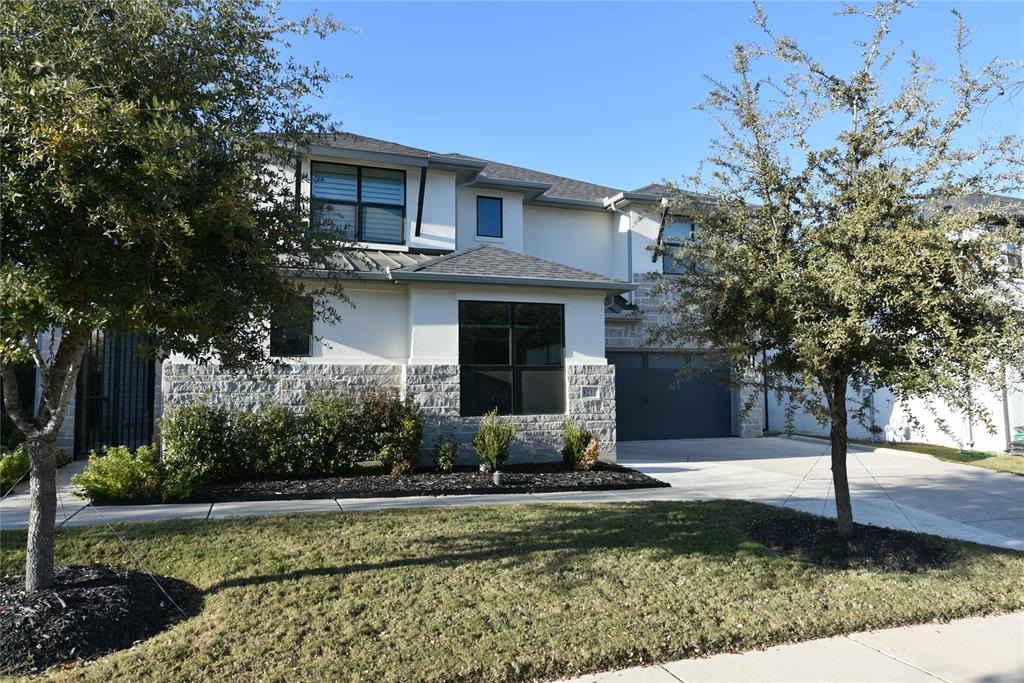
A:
199 500 960 597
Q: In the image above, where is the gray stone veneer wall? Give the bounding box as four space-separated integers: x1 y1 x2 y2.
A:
407 364 616 464
605 275 667 351
161 362 403 413
161 361 617 464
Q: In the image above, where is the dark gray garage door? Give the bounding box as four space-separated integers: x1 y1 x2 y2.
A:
608 352 732 440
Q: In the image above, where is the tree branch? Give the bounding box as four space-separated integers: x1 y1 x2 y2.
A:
0 362 39 435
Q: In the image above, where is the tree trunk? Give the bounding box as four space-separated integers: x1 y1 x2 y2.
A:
25 434 58 592
829 383 854 538
4 329 89 592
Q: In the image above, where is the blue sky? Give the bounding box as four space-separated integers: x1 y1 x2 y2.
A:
281 1 1024 192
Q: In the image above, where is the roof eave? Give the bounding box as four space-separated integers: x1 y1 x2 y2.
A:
305 144 428 167
391 270 636 294
464 175 553 202
530 196 607 212
280 268 394 281
427 154 487 184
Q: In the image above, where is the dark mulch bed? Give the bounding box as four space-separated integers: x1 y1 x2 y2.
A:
187 461 668 504
746 513 954 572
0 565 201 675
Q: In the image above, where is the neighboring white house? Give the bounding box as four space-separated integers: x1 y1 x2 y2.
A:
46 134 1020 460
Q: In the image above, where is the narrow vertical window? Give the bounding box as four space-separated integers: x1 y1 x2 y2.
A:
662 220 697 274
476 196 503 238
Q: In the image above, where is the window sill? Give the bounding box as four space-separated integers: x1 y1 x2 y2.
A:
473 235 505 244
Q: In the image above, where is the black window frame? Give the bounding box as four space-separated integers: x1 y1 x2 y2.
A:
269 298 314 358
458 301 565 417
476 196 504 238
661 219 697 275
310 161 407 245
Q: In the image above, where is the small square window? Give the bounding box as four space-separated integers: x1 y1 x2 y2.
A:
270 298 313 357
477 196 503 238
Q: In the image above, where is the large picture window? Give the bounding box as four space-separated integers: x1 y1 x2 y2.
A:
311 162 406 244
459 301 564 416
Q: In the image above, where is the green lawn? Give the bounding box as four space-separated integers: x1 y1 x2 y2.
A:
849 438 1024 476
3 501 1022 682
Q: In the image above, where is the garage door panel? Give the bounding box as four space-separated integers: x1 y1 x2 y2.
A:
612 353 732 440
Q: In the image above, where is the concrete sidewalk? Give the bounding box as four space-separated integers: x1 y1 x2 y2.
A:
554 612 1024 683
2 437 1022 555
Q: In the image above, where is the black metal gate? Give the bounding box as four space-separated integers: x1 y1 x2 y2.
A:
74 331 156 457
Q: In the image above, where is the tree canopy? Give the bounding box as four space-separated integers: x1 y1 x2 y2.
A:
1 0 350 589
654 0 1024 534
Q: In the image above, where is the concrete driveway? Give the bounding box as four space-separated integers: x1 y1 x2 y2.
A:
618 436 1024 551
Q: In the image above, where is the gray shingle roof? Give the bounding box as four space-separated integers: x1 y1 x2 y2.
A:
632 182 669 196
444 154 621 203
393 245 632 291
300 246 632 292
309 132 623 203
308 132 434 159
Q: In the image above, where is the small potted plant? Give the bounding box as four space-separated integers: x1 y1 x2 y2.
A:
473 409 516 485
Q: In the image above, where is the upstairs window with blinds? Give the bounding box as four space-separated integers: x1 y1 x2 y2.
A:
310 162 406 244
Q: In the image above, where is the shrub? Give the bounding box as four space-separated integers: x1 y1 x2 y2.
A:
359 388 424 475
378 410 423 475
580 437 600 471
561 418 595 470
0 444 29 494
300 392 359 474
474 410 516 473
73 445 162 502
161 403 232 482
433 432 459 473
160 464 204 502
252 404 300 477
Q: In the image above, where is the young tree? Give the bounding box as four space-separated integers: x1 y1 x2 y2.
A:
1 0 350 590
654 0 1024 536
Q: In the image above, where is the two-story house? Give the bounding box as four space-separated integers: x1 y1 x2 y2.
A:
45 134 1020 461
145 133 764 462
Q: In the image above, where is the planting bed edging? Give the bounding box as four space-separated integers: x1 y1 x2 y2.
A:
88 463 668 505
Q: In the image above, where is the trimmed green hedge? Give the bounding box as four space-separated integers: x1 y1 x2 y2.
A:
160 388 424 485
74 389 426 502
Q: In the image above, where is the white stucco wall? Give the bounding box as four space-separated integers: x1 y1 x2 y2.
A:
766 380 1021 452
628 208 665 277
408 282 607 365
316 284 408 362
455 188 524 253
408 169 457 252
523 206 616 277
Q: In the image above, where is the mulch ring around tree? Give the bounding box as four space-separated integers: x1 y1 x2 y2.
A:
166 462 669 504
0 565 202 676
746 513 954 572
